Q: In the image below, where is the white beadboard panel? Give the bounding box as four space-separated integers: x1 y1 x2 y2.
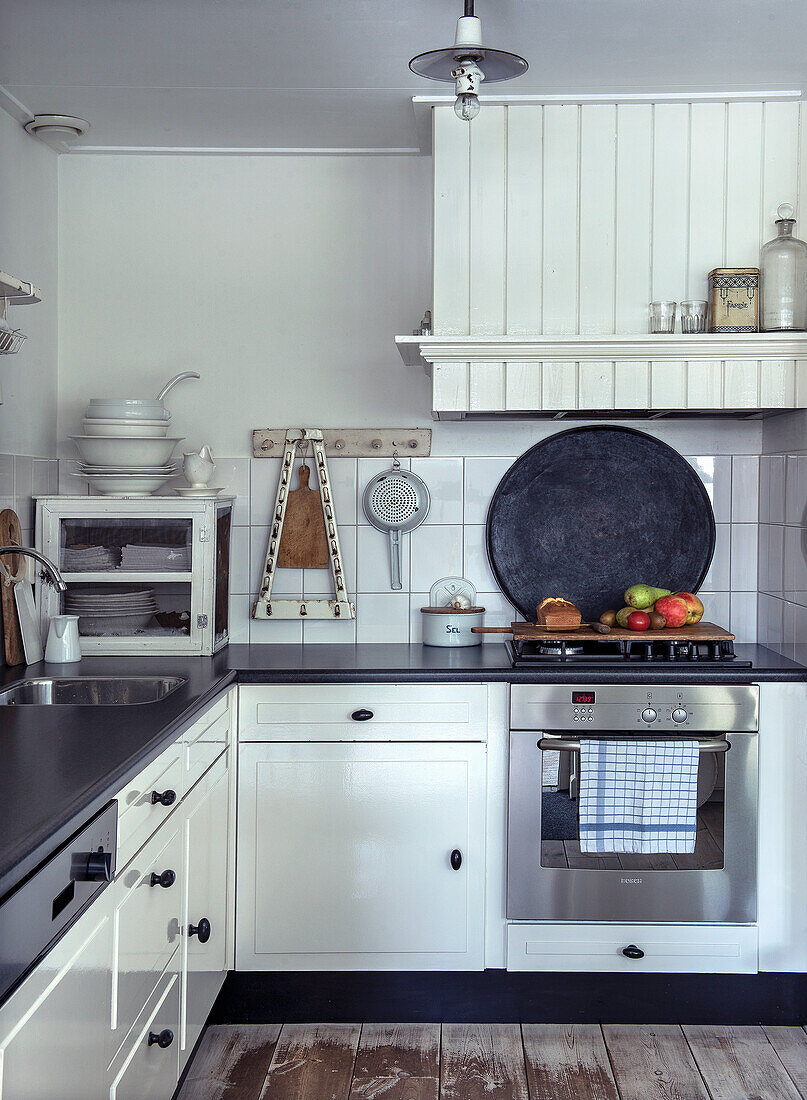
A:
732 456 760 523
542 360 577 409
686 361 723 409
464 457 515 524
432 109 470 335
731 523 759 592
468 361 505 411
650 360 687 407
578 361 614 409
578 104 616 334
469 106 506 336
410 456 463 525
701 524 730 592
431 361 468 416
542 104 580 335
356 592 410 644
730 591 757 643
796 361 807 407
760 359 796 407
613 361 650 409
505 107 543 335
614 104 653 334
504 361 542 411
687 102 726 299
761 100 801 240
725 359 762 408
725 101 764 265
651 103 690 302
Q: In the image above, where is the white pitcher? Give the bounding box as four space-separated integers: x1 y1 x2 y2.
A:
45 615 82 663
183 445 216 487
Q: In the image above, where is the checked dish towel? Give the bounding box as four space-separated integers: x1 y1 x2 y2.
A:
578 739 699 854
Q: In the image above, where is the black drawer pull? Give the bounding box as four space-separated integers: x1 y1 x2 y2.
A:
148 1029 174 1049
450 849 463 871
351 709 374 722
188 917 211 943
151 789 176 807
622 944 645 960
149 869 176 889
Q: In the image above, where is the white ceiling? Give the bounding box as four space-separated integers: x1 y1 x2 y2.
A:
2 0 806 151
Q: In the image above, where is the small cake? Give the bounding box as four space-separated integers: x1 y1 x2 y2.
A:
536 597 582 631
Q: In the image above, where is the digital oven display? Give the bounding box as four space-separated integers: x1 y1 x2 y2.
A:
571 691 596 705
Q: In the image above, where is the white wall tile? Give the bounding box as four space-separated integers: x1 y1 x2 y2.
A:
411 457 463 525
782 599 796 661
327 458 358 526
409 593 429 644
463 457 515 525
229 525 250 595
0 455 14 498
760 454 785 524
356 523 410 593
476 591 519 638
463 523 499 592
249 616 303 644
303 615 357 644
228 593 251 643
758 524 784 597
730 591 757 642
730 523 758 592
410 524 463 591
216 456 250 526
698 590 730 627
784 525 807 607
249 458 280 528
356 592 410 643
793 603 807 667
701 524 730 591
249 525 302 598
731 456 759 523
686 455 732 523
757 592 784 650
785 453 807 526
32 458 51 499
357 457 410 525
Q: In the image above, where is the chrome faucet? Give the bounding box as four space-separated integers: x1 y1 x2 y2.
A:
0 546 67 592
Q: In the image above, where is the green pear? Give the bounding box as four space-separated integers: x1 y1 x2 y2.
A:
615 606 634 628
624 584 672 609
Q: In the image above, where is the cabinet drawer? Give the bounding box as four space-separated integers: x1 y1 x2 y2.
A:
115 739 183 869
109 972 180 1100
185 708 229 791
506 923 758 974
239 684 488 741
111 819 183 1056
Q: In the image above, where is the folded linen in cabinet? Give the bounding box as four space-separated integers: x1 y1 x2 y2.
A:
577 739 699 854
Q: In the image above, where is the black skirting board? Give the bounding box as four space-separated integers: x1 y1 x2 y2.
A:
211 970 807 1026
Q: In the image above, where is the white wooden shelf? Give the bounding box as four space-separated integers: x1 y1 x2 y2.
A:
61 572 194 583
0 271 41 305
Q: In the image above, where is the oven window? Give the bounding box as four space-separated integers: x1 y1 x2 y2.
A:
540 747 725 870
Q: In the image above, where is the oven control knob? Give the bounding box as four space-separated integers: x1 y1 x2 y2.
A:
641 708 657 723
672 708 688 723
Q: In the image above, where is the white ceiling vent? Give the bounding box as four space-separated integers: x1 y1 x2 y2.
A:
24 114 89 150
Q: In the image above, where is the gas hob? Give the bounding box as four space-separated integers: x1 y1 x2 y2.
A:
507 636 751 668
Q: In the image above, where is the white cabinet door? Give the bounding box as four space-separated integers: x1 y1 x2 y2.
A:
0 905 113 1100
179 753 229 1072
237 741 486 970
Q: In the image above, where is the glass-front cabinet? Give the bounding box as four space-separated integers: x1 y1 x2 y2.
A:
35 496 233 655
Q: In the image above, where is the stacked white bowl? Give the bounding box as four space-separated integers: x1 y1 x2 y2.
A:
72 399 183 496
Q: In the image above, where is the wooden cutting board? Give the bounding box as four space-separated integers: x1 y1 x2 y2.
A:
478 621 734 643
276 464 330 569
0 508 25 665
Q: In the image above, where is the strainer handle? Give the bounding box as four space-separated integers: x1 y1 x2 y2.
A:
389 529 402 590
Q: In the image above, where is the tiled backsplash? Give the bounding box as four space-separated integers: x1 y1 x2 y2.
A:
201 453 758 645
0 454 59 544
758 451 807 664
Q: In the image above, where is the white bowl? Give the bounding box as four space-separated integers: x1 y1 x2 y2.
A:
86 399 170 420
73 472 175 496
83 418 170 437
71 435 183 467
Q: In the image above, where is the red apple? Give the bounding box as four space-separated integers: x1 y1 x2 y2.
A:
654 594 689 628
674 591 704 624
627 610 650 631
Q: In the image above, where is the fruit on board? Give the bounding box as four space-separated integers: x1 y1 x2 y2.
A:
654 594 689 628
674 591 704 625
627 611 651 631
615 607 634 628
624 584 672 609
599 609 617 627
648 611 667 630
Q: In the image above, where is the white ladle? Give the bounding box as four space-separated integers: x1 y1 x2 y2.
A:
156 371 200 402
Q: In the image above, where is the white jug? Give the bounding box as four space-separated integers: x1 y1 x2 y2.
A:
45 615 82 664
183 445 216 488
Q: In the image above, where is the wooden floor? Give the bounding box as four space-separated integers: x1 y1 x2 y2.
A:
177 1021 807 1099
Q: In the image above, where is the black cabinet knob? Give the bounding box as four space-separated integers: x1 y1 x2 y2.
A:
450 849 463 871
188 917 211 943
622 944 645 960
149 869 176 889
151 789 176 806
351 709 374 722
147 1029 174 1049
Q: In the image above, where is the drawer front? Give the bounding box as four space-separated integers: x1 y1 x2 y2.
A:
184 708 229 791
116 740 183 869
110 972 180 1100
506 923 758 974
111 820 183 1055
239 684 489 741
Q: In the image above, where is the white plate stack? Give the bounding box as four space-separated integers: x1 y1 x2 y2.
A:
65 587 158 635
71 408 183 496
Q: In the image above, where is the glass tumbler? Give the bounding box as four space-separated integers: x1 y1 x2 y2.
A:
680 300 708 334
649 301 677 333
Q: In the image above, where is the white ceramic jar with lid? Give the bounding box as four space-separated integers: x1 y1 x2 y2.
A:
420 576 485 647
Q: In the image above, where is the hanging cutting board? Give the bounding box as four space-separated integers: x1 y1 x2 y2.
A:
0 508 25 666
485 426 716 624
276 463 330 569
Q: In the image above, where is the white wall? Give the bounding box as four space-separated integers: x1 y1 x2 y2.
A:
0 108 58 457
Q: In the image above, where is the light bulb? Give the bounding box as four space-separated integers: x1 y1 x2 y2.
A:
454 92 480 121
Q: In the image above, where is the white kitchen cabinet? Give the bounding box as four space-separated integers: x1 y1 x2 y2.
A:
179 752 230 1072
237 740 487 970
109 973 180 1100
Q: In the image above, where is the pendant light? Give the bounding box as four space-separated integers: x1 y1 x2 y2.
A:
409 0 528 121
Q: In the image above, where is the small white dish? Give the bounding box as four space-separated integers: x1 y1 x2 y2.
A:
174 486 224 497
83 418 170 438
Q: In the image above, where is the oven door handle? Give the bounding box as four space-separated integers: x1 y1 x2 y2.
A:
537 736 730 753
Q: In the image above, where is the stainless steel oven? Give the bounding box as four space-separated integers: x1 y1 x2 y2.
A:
507 684 758 923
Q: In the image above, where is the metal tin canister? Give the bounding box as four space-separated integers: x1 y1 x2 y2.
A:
707 268 759 332
420 606 485 647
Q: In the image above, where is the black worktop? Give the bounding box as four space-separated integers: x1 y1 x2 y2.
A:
0 641 804 904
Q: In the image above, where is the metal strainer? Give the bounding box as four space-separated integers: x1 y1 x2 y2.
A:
362 458 430 590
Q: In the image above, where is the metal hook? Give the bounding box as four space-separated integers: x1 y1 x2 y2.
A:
392 450 401 470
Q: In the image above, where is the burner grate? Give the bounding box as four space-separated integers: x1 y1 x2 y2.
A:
508 637 750 667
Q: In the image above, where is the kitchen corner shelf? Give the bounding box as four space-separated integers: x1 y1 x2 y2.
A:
0 271 41 306
395 332 807 420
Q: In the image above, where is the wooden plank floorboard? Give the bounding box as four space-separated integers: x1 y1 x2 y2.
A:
684 1025 804 1100
259 1023 361 1100
349 1024 440 1100
176 1024 282 1100
603 1024 710 1100
349 1078 438 1099
522 1024 619 1100
441 1023 529 1100
762 1026 807 1096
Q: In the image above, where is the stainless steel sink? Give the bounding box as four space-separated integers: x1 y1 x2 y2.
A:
0 676 186 706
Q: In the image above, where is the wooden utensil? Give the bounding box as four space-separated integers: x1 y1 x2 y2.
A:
0 508 25 665
472 621 734 643
276 463 330 569
14 564 43 664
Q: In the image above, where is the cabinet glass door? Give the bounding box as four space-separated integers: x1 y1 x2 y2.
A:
58 517 193 576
